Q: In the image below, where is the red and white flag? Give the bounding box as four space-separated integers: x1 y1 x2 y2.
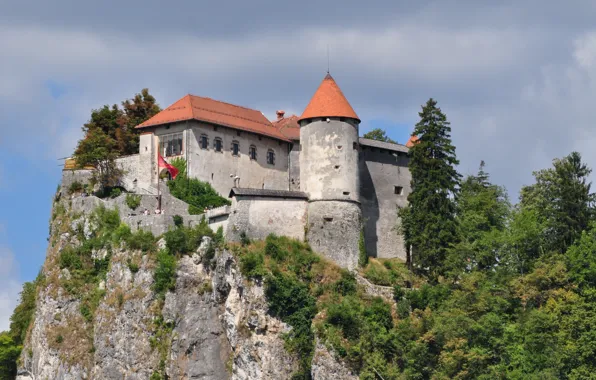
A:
158 154 180 179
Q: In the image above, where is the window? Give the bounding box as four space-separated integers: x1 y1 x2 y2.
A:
200 135 208 149
232 141 240 156
249 145 257 160
214 138 223 152
267 149 275 165
159 132 183 157
394 186 403 195
353 142 358 150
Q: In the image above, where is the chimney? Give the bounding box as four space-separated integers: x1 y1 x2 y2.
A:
276 110 285 120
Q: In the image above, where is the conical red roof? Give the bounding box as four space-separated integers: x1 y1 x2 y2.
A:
298 73 360 122
406 135 419 148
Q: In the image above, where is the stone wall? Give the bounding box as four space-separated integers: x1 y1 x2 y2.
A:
299 118 360 202
60 169 93 195
306 201 361 270
115 154 141 192
359 144 410 260
289 142 301 191
226 196 307 242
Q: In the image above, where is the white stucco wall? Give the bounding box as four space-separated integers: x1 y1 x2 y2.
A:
226 196 307 242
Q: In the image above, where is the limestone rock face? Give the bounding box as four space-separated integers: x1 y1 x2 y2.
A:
17 201 353 379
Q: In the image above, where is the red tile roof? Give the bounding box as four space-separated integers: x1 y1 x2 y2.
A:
298 73 360 122
136 94 291 142
272 114 300 141
406 135 419 148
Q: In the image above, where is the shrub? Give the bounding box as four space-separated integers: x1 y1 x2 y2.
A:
127 259 140 273
240 231 251 247
240 250 265 278
165 158 230 213
68 181 84 194
164 228 187 255
214 226 224 247
56 335 64 344
59 247 83 270
326 296 363 340
153 250 177 297
126 230 156 252
173 215 184 228
333 270 358 296
110 187 122 198
125 194 142 210
359 227 368 267
112 223 132 244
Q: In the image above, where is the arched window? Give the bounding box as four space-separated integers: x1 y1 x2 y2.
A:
249 145 257 160
267 149 275 165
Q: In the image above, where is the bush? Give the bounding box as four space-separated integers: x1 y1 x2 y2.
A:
164 228 187 255
333 270 358 296
126 230 156 252
173 215 184 228
240 250 266 278
240 231 251 247
153 250 177 297
326 296 363 340
68 181 84 194
125 194 142 210
110 187 122 198
128 258 140 273
165 158 230 213
214 226 224 247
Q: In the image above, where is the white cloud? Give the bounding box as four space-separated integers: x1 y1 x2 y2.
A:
0 247 21 332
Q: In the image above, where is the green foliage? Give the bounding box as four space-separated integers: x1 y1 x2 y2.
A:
362 128 397 144
68 181 84 194
74 128 123 193
521 152 595 254
402 98 461 280
9 280 38 345
0 332 20 379
153 250 177 297
109 187 122 198
214 226 224 247
165 158 230 214
125 193 142 210
173 215 183 228
76 88 161 158
240 231 251 246
358 227 367 267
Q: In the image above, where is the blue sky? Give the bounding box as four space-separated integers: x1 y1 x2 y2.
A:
4 0 596 330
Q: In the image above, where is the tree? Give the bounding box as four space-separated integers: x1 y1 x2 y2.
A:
446 161 510 274
73 129 122 193
0 332 20 380
400 98 461 279
520 152 595 254
363 128 397 144
78 88 161 157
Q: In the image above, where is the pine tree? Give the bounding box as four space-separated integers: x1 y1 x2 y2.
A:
520 152 595 254
401 98 461 279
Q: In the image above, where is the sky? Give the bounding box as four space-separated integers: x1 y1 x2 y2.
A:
3 0 596 330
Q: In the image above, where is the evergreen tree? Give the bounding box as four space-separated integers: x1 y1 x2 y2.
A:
401 98 461 279
520 152 595 254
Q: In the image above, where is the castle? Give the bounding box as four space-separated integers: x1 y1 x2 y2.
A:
68 73 413 269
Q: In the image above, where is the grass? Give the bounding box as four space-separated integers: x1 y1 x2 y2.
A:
360 258 418 287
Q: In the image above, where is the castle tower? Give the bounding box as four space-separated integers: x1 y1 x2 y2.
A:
299 73 362 269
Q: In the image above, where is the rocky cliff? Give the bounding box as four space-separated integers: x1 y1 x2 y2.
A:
14 194 359 380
